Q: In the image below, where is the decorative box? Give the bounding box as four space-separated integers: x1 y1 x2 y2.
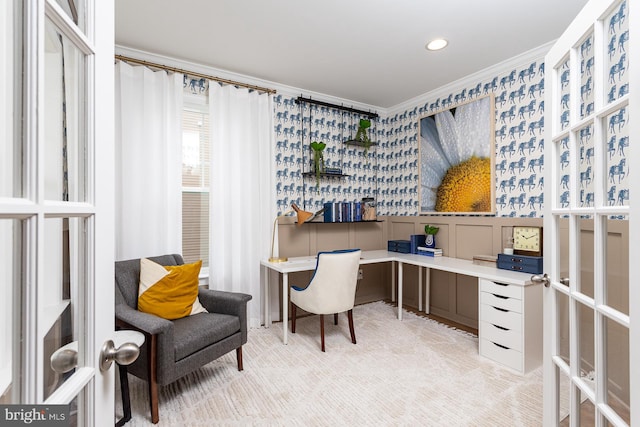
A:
497 254 543 274
410 234 426 254
472 254 498 267
388 240 411 254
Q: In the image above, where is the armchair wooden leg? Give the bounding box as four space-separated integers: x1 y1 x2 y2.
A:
236 346 243 371
148 334 159 424
334 313 338 325
291 303 297 333
347 309 356 344
320 314 325 352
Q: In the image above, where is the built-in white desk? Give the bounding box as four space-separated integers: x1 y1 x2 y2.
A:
260 250 542 373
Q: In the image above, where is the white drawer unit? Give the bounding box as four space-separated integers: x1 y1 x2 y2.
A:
478 279 542 374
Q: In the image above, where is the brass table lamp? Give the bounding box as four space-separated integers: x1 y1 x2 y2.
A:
269 203 314 263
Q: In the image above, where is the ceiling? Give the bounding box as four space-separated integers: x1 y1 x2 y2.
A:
115 0 589 109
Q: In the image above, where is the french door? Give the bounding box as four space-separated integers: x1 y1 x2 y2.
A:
1 0 115 425
543 0 635 425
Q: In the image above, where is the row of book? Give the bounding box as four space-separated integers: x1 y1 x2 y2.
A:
323 202 363 222
417 246 443 257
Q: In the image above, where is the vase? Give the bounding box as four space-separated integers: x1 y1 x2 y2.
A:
425 234 436 248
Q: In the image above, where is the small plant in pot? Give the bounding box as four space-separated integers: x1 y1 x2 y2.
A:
355 119 372 155
424 224 439 248
310 141 326 190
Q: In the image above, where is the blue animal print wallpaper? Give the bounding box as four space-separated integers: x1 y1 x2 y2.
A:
272 57 549 217
272 98 383 214
269 1 628 218
605 2 629 211
556 2 629 214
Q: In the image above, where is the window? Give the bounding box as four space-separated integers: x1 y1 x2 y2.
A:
182 104 209 268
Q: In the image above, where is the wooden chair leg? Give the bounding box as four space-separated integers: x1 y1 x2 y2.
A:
334 313 338 325
320 314 325 352
236 346 243 371
347 309 356 344
148 334 159 424
115 365 131 427
291 303 297 333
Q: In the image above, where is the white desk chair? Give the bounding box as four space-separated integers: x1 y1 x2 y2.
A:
290 249 361 352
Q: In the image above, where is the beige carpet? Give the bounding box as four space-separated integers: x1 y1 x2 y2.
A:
118 301 544 426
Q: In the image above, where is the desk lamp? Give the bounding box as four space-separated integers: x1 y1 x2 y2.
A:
269 203 314 263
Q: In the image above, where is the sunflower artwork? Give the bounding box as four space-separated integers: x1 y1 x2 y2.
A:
418 95 495 214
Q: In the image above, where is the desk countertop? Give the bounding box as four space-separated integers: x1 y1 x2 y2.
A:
262 250 533 286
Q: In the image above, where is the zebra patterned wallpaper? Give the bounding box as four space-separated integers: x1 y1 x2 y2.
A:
268 2 628 218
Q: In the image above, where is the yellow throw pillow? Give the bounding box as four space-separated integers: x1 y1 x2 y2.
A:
138 258 208 320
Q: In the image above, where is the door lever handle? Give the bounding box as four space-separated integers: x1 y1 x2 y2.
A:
531 273 550 287
99 340 141 372
560 277 570 286
51 341 79 374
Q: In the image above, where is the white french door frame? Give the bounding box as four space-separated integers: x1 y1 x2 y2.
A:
628 1 639 424
544 0 636 425
1 0 115 424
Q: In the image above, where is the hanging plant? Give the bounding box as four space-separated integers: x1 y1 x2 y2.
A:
310 141 326 189
355 119 372 155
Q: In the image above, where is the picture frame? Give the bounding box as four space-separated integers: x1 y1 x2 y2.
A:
417 94 495 214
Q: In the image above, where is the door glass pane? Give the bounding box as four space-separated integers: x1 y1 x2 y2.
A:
605 317 630 424
604 218 628 315
605 1 628 105
1 0 23 198
0 219 22 404
558 58 571 131
42 217 86 400
579 218 594 299
559 370 572 425
69 394 79 427
556 136 571 208
44 18 86 202
578 124 594 207
54 0 85 32
605 109 629 207
579 32 594 120
577 301 595 396
556 290 570 365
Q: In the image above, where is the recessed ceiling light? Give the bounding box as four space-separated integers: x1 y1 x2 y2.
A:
426 38 448 51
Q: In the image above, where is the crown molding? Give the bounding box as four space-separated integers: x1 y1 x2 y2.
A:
116 40 556 119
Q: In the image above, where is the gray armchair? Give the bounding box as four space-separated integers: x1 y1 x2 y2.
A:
115 254 252 424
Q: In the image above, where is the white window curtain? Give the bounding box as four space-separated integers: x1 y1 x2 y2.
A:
114 61 183 260
209 83 275 328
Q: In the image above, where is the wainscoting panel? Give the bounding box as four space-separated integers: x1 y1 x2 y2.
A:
455 224 495 260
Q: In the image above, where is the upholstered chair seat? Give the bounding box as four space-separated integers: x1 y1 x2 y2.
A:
290 249 361 351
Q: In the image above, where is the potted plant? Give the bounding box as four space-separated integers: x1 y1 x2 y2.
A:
424 224 439 248
310 141 326 189
355 119 372 155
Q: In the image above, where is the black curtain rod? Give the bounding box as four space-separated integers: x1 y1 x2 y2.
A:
296 96 379 119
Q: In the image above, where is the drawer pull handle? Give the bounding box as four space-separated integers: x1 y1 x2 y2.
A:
493 282 508 287
492 293 509 300
492 324 510 331
510 265 523 271
492 306 509 313
492 341 510 350
511 258 523 263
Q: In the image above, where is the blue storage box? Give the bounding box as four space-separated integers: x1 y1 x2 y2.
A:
410 234 426 254
497 253 543 274
388 240 411 254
